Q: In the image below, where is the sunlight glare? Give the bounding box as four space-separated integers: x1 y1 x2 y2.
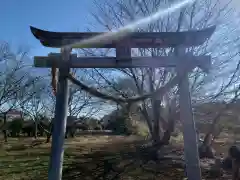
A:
66 0 196 49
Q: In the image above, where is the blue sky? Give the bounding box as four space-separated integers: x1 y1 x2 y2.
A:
1 0 239 86
1 0 239 116
0 0 116 118
0 0 96 58
1 0 239 64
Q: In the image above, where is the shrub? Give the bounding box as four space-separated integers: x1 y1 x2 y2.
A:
8 118 24 137
106 115 136 135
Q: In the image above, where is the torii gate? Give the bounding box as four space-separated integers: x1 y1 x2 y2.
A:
30 25 216 180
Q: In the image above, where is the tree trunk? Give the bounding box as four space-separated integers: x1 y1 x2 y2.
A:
203 133 213 146
160 117 175 146
46 133 51 143
3 113 7 142
199 133 215 159
65 126 69 139
140 105 154 137
147 67 162 145
202 108 227 148
152 99 161 145
199 116 218 159
160 98 178 146
46 123 53 143
34 120 38 139
70 128 75 138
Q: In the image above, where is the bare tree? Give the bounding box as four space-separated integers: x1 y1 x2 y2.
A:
0 42 42 142
68 84 100 118
86 0 240 146
21 78 47 139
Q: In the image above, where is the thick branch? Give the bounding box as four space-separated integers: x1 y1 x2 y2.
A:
67 71 184 104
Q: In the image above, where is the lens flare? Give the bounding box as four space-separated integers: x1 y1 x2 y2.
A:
66 0 196 49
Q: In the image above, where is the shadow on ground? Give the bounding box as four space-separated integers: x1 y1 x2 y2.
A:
1 136 234 180
61 140 234 180
62 140 186 180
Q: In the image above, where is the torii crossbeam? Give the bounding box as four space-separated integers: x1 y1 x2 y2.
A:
30 25 216 180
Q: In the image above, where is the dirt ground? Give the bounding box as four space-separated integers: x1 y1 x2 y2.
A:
0 134 237 180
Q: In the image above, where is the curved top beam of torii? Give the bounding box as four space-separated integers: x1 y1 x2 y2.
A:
30 25 216 48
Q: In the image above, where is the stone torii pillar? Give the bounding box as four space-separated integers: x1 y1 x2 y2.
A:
175 47 211 179
47 47 71 180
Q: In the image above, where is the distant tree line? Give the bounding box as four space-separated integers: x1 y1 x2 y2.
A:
0 112 139 142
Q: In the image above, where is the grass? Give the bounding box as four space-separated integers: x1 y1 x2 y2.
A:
0 138 50 180
0 133 238 180
0 135 147 180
